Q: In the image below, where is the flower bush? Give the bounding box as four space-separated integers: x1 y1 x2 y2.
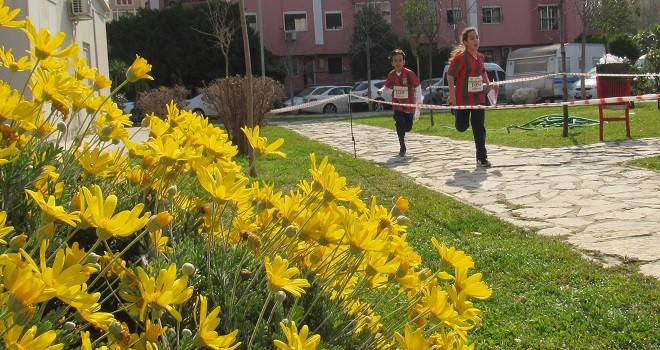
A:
0 2 491 349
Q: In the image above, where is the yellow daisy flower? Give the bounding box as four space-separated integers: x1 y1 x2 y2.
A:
193 295 241 350
25 189 80 226
195 166 249 204
273 320 321 350
22 17 79 60
0 210 13 244
0 139 18 165
126 54 154 82
454 268 493 300
309 153 361 203
0 0 25 28
135 263 194 322
393 324 430 350
0 318 63 350
431 237 475 270
74 143 128 178
241 125 286 158
0 46 32 72
78 184 150 240
264 255 311 297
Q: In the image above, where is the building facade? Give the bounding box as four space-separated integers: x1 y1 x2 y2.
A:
1 0 112 94
158 0 590 94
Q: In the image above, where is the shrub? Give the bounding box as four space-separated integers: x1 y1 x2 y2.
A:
201 76 285 155
136 85 188 118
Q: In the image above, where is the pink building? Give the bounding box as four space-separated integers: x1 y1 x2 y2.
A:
162 0 589 94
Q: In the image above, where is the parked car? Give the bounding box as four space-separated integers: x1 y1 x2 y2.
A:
569 67 597 100
420 77 442 90
300 86 352 114
282 85 335 113
181 94 217 118
349 79 392 111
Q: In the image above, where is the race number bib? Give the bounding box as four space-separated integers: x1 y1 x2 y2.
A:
393 86 409 99
468 76 483 92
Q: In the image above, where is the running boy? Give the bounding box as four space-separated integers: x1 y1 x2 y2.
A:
446 27 497 167
378 49 422 157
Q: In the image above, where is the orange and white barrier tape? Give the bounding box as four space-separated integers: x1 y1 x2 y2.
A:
353 93 660 110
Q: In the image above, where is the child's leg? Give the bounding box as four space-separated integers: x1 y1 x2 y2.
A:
393 111 407 154
403 112 413 132
470 109 487 162
455 109 470 132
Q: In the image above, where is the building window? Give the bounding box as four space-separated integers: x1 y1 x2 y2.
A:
245 13 257 30
447 8 462 25
538 5 558 31
482 6 502 24
284 12 307 31
355 2 391 23
325 12 342 30
327 57 342 74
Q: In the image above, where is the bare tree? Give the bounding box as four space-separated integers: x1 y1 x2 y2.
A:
636 0 660 29
349 3 397 111
400 0 440 123
198 0 238 78
570 0 598 99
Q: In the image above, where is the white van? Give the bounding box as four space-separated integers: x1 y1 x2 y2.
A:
504 43 606 103
425 62 506 105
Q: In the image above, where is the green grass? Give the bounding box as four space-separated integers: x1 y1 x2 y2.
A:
244 125 660 349
627 155 660 171
346 103 660 148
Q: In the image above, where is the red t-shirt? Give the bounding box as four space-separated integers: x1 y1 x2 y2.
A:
385 68 420 113
448 51 486 106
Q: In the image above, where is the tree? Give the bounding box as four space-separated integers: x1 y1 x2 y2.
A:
400 0 440 123
400 0 439 81
349 4 397 110
106 5 269 92
198 0 239 78
570 0 599 99
634 24 660 108
635 0 660 29
592 0 638 51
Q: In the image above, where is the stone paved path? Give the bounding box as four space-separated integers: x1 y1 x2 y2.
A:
279 121 660 279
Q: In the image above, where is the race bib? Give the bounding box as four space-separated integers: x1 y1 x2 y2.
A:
393 86 409 99
468 76 483 92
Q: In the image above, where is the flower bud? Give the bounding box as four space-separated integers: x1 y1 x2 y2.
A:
284 225 297 237
281 318 290 326
181 263 196 276
182 328 192 338
240 268 252 279
274 290 287 303
146 212 173 232
364 316 372 323
108 321 124 338
396 215 411 226
87 253 100 264
167 185 178 197
56 121 67 133
64 321 76 331
9 234 28 251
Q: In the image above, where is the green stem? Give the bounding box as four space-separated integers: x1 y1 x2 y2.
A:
247 293 272 350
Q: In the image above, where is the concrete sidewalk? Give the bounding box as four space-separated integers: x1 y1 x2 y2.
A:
279 121 660 279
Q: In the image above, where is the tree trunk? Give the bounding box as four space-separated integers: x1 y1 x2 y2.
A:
238 0 256 176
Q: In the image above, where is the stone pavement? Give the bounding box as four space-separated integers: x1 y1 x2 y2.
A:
279 120 660 279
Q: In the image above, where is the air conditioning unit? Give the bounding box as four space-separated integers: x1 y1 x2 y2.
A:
284 30 297 41
70 0 93 21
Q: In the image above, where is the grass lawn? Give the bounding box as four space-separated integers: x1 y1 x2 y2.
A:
244 125 660 349
349 102 660 148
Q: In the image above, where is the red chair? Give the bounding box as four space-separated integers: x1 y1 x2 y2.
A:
596 63 631 141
